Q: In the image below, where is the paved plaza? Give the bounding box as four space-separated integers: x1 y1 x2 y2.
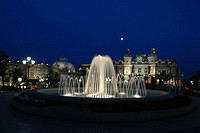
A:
0 92 200 133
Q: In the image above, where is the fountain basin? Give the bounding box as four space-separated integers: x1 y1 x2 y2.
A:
10 88 195 122
10 55 195 122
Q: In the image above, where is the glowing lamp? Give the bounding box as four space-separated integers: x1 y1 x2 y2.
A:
22 60 26 64
18 77 22 82
27 56 31 61
31 60 35 64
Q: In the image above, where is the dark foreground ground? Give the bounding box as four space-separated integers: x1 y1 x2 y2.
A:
0 92 200 133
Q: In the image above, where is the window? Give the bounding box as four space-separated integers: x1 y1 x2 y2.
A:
144 68 148 73
138 60 142 63
126 69 129 73
138 68 141 73
150 59 154 62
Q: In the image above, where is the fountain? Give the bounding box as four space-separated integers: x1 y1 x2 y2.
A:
58 55 147 98
12 55 193 122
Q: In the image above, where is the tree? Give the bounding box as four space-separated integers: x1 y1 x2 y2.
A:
0 50 9 87
150 76 156 88
155 72 170 86
190 70 200 87
11 67 23 86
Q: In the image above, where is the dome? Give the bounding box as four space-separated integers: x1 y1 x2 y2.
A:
52 61 75 72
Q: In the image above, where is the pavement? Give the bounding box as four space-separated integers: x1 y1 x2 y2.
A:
0 92 200 133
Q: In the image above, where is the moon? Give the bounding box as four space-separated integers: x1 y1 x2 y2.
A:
120 37 124 41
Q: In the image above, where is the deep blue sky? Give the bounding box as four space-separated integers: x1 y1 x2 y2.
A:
0 0 200 78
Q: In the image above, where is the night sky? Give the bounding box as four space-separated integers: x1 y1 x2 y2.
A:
0 0 200 78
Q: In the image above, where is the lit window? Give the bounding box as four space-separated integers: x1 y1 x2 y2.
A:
126 69 129 73
138 60 142 63
138 68 141 73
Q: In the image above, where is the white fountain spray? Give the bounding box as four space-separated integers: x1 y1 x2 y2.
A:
84 55 118 98
58 55 147 98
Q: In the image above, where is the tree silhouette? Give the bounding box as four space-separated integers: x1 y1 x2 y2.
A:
11 67 23 86
0 50 9 87
155 72 170 86
190 71 200 87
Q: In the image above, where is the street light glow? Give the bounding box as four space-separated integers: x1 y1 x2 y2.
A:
22 60 26 64
31 60 35 64
18 77 22 82
27 56 31 61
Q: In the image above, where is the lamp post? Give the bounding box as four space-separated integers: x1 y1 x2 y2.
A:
22 56 35 80
18 77 22 90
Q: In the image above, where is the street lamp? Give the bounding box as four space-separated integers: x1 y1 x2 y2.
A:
31 60 35 64
27 56 31 61
18 77 22 82
22 60 26 65
22 57 35 80
18 77 22 90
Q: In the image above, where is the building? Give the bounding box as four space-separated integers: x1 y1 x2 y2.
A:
113 48 182 85
51 58 75 80
0 61 16 86
114 48 178 76
28 64 50 80
78 64 90 75
79 48 182 85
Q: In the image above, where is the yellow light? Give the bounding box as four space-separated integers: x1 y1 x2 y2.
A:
133 94 142 98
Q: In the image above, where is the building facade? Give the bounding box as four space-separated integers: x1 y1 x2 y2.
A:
51 58 75 80
78 48 180 80
28 64 50 80
113 48 181 83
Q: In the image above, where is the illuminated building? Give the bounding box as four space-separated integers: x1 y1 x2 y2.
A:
113 48 182 84
51 58 75 80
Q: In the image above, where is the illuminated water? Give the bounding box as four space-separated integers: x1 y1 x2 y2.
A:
58 55 147 98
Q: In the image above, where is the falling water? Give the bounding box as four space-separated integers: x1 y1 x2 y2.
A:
58 55 147 98
84 55 117 98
